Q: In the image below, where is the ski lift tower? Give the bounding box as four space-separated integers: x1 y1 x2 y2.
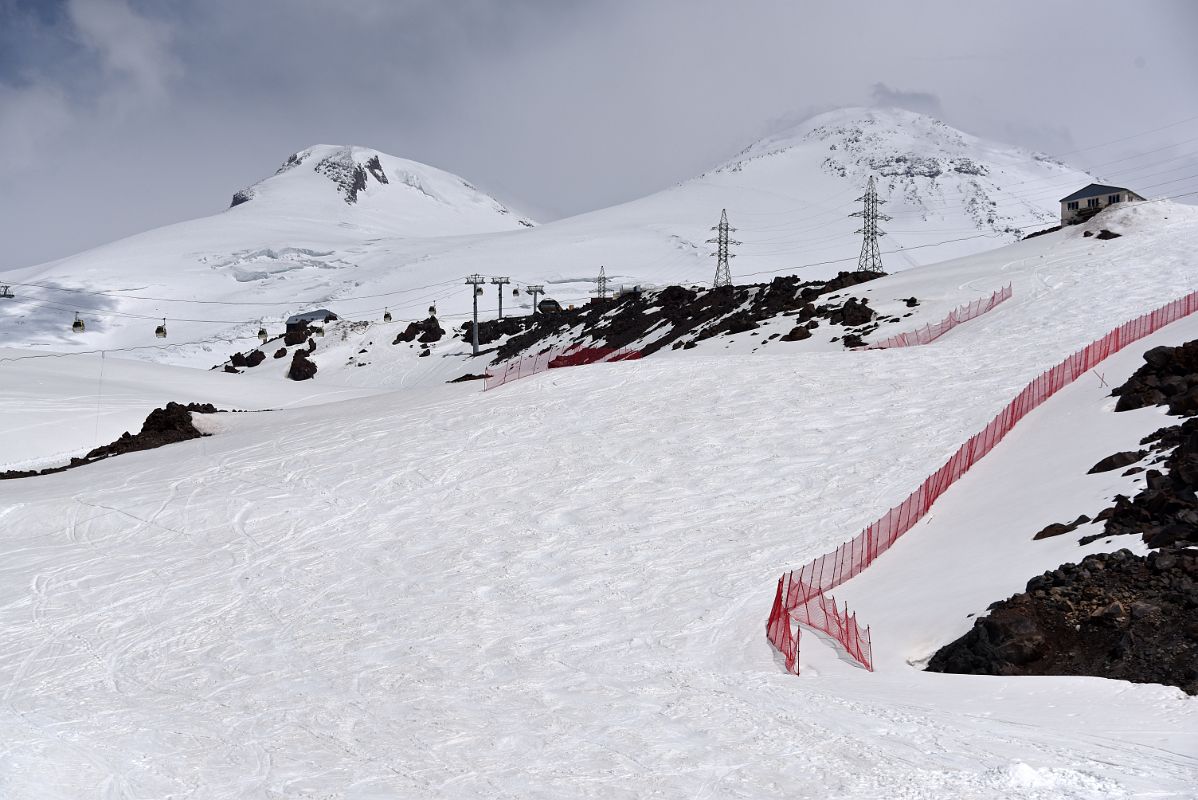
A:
491 276 511 319
525 284 544 314
466 274 487 355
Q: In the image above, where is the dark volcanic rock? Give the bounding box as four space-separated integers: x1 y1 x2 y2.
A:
1 403 217 480
288 350 318 381
829 298 875 327
927 548 1198 694
274 348 287 359
397 316 448 345
448 373 487 383
487 271 884 364
1088 450 1146 474
1112 342 1198 415
244 350 266 368
780 325 812 342
1032 514 1090 540
284 327 311 347
1096 229 1122 240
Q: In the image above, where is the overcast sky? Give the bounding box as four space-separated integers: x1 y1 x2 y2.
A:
1 0 1196 269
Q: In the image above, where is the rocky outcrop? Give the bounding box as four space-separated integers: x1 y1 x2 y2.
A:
482 271 889 363
929 338 1198 693
1 403 218 480
1112 342 1198 415
288 350 318 381
927 548 1198 694
394 316 448 345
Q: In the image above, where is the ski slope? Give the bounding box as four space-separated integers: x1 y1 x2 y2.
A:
0 203 1195 797
0 108 1096 371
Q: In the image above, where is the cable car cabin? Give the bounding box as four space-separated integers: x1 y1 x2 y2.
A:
537 298 563 314
155 319 167 339
383 309 392 323
72 313 85 333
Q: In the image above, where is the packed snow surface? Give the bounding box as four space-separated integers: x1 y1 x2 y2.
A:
1 202 1196 797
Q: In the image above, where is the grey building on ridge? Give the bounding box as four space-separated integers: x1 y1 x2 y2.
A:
1059 183 1144 225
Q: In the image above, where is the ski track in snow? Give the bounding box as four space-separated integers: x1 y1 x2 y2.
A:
0 205 1196 797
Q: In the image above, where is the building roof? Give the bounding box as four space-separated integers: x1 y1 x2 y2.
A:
1059 183 1136 203
286 309 337 326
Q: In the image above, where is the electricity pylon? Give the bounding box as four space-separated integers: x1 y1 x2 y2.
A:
850 176 890 273
594 266 609 300
707 209 739 287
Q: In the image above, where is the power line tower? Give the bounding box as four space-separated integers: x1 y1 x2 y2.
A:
490 276 511 319
594 266 609 300
466 274 487 355
707 209 739 287
850 175 890 273
526 284 544 314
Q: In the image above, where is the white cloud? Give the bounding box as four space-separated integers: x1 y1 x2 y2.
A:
67 0 180 98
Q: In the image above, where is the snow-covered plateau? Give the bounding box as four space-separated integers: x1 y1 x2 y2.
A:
1 110 1196 798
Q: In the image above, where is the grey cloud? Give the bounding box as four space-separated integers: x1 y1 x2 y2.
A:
0 0 1196 270
869 83 943 118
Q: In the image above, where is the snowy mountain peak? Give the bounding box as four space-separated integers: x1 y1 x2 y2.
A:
228 144 535 228
705 106 1089 238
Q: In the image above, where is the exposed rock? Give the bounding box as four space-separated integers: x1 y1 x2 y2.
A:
1088 450 1145 474
244 350 266 368
1 403 218 480
448 373 487 383
488 271 884 363
1096 229 1122 240
927 547 1198 694
1032 514 1091 540
1111 342 1198 415
274 348 287 359
284 327 311 347
288 350 318 381
397 315 449 345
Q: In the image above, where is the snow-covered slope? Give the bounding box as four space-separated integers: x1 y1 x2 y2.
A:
0 109 1097 374
2 202 1196 798
226 144 535 234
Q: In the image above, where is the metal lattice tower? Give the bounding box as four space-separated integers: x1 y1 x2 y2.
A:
526 284 544 313
706 209 739 287
466 274 487 355
594 266 609 300
491 276 511 318
849 176 890 274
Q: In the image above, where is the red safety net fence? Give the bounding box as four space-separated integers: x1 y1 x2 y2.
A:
769 287 1198 675
866 284 1012 350
483 343 642 391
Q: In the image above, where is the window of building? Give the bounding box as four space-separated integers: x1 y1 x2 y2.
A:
1087 198 1101 208
1108 194 1122 203
1067 201 1079 210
